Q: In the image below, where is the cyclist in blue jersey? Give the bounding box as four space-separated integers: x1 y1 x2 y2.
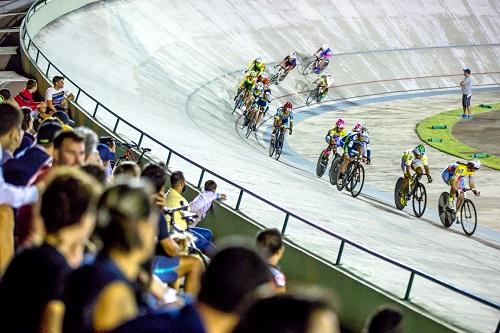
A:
272 101 294 138
337 127 371 184
249 90 272 130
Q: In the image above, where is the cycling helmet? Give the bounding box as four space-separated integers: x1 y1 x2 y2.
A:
256 56 263 63
265 90 271 95
358 127 369 141
256 82 264 90
284 101 293 110
289 52 297 59
467 158 481 170
261 72 269 79
413 144 426 156
321 44 329 50
352 122 363 132
335 118 345 129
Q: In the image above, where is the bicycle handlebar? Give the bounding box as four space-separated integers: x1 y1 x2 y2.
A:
117 141 151 152
163 205 190 215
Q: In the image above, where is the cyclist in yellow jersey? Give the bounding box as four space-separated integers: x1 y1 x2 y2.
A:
400 144 432 205
322 118 346 157
441 159 480 210
247 56 266 76
235 71 257 102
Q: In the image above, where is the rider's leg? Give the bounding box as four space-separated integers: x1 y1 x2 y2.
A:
448 179 458 209
456 192 465 211
177 255 203 294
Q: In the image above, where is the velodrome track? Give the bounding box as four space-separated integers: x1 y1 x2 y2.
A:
32 0 500 331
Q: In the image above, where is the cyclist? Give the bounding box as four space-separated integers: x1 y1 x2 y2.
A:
247 56 266 76
244 81 265 112
257 72 270 86
250 90 272 129
313 44 333 73
272 102 294 138
337 127 371 184
276 52 298 72
313 74 333 101
322 118 346 158
352 122 363 132
235 70 257 102
441 159 480 211
400 145 432 206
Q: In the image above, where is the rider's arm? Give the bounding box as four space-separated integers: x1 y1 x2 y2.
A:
469 176 479 195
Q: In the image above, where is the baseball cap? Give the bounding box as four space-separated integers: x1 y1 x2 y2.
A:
463 68 471 74
37 120 62 144
97 143 115 162
53 110 75 127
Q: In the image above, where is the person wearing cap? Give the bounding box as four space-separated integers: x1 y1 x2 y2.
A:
3 120 61 186
96 143 115 179
53 110 75 127
460 68 473 119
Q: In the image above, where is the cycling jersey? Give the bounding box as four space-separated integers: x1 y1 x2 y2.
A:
239 75 256 90
325 127 346 145
441 162 474 190
284 56 297 68
253 96 271 113
247 60 266 74
402 150 428 167
341 132 371 159
316 48 333 59
274 107 294 125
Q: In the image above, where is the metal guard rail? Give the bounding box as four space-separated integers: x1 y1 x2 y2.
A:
21 0 500 324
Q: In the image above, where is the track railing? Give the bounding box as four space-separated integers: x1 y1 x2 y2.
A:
20 1 500 330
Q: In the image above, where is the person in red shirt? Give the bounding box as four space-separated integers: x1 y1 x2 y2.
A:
14 79 46 111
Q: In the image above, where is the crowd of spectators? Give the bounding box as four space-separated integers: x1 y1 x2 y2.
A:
0 78 404 333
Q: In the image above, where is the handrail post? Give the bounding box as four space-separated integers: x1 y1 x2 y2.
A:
137 133 144 148
75 89 81 103
281 213 290 234
35 49 40 63
404 272 416 300
197 169 205 188
165 151 172 168
45 62 50 77
112 118 120 133
92 103 99 117
335 240 345 265
27 39 31 51
235 190 244 210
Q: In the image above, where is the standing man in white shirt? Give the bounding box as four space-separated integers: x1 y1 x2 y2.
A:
189 179 226 226
460 68 473 119
45 76 74 116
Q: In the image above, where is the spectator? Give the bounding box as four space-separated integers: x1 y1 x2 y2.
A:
113 161 141 179
0 103 39 208
232 289 340 333
256 228 286 292
97 143 115 178
74 126 100 165
112 245 273 333
141 163 203 294
45 75 74 115
0 88 20 109
99 135 116 151
363 305 403 333
81 164 107 184
3 119 60 186
460 68 473 119
164 171 214 253
14 79 46 111
0 167 101 333
53 130 86 167
189 179 227 225
13 107 36 156
53 110 76 127
63 179 159 333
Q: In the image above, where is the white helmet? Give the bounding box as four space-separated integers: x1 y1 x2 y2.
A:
467 158 481 170
256 56 263 63
256 82 264 90
265 89 271 95
289 52 297 59
321 44 329 50
261 72 269 79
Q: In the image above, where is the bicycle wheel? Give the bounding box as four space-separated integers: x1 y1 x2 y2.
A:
412 183 427 217
301 58 315 75
279 70 289 83
275 132 285 160
336 162 349 192
268 136 275 157
460 199 477 236
349 164 365 198
270 72 280 85
394 177 405 210
306 89 317 106
329 155 340 185
438 192 453 228
233 93 243 114
241 112 250 129
317 58 330 74
245 117 255 138
316 151 328 177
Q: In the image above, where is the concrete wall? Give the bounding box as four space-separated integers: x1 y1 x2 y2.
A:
20 1 461 332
